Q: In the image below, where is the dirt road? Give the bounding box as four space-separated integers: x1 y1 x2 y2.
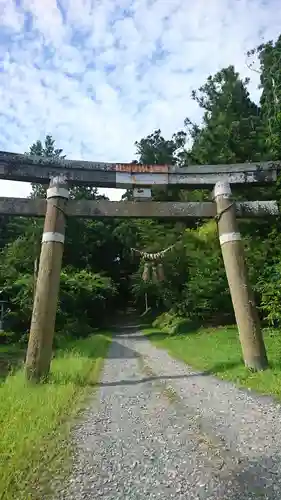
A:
56 328 281 499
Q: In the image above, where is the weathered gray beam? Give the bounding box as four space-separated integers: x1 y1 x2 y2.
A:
0 151 278 187
0 198 278 219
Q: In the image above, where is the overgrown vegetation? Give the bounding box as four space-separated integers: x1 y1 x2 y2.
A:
0 333 110 500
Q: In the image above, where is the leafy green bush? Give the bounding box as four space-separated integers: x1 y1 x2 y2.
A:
0 259 117 343
257 261 281 326
152 312 197 334
57 268 117 333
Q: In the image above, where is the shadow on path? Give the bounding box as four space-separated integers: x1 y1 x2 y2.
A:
106 339 141 359
218 453 281 500
111 325 200 341
92 372 209 387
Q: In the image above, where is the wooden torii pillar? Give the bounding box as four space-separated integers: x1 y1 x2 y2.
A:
213 181 268 370
25 175 69 381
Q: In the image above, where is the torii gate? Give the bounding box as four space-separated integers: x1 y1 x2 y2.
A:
0 151 279 380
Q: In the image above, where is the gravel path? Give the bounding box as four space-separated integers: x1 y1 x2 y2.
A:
56 328 281 499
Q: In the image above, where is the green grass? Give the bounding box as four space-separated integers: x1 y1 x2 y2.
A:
144 326 281 398
0 333 111 500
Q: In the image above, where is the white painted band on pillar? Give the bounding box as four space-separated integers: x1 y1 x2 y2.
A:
219 232 241 245
42 232 65 243
47 187 69 199
213 180 232 198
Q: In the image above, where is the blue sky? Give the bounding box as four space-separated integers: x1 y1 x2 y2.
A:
0 0 280 199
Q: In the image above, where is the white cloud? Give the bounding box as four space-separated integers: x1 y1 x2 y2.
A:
0 0 280 200
0 0 24 31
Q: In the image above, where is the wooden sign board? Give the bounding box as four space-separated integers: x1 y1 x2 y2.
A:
115 164 168 173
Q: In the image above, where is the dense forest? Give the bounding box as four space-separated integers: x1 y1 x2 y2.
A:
1 35 281 344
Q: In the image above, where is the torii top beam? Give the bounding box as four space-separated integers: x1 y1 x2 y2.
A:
0 151 279 188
